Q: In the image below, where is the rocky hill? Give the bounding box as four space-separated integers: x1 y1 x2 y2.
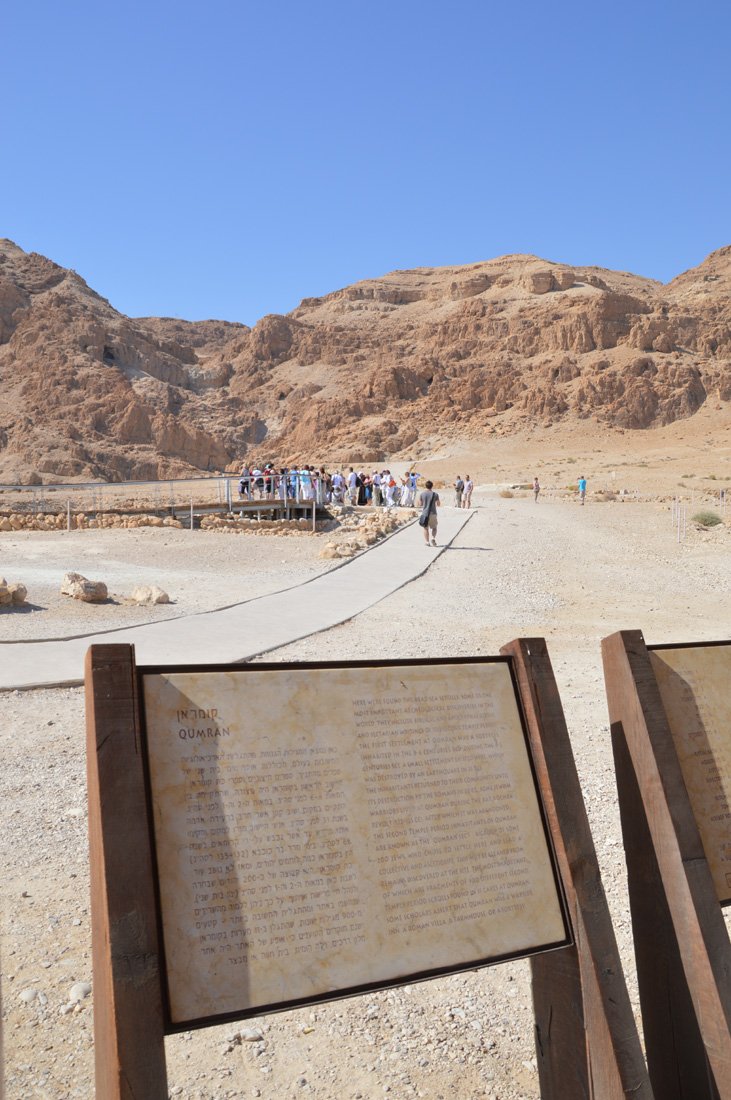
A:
0 238 729 482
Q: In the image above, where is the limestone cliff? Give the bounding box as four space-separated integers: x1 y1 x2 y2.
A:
0 239 729 481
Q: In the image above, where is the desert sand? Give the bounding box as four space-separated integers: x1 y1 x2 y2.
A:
2 431 731 1100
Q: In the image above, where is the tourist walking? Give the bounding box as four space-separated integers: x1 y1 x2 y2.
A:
418 480 440 546
578 475 587 505
462 475 473 508
454 475 464 508
533 476 540 503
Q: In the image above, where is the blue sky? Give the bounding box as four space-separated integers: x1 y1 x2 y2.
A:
4 0 730 325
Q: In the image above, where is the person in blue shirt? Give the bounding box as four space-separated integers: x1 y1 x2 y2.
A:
578 476 587 505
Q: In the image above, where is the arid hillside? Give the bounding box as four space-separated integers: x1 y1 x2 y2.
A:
1 238 729 482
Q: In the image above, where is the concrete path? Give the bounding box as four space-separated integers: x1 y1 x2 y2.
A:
0 510 473 691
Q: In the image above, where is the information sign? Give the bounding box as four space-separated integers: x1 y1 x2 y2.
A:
142 660 567 1024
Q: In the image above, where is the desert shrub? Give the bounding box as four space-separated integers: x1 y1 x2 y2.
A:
595 491 617 502
692 511 723 527
499 490 514 499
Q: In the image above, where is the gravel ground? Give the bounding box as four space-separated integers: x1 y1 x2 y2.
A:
3 493 731 1099
0 527 329 642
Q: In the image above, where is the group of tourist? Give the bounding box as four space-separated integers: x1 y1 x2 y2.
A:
237 464 425 508
452 475 474 509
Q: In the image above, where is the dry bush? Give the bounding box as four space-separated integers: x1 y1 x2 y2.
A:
692 511 723 527
499 490 514 499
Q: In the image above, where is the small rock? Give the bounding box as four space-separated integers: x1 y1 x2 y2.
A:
69 981 91 1002
19 988 38 1003
240 1026 264 1042
130 584 170 605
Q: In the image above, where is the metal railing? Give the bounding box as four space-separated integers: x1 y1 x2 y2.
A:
0 473 333 517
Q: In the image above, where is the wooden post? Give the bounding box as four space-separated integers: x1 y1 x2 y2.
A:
86 644 168 1099
602 630 731 1099
502 637 652 1100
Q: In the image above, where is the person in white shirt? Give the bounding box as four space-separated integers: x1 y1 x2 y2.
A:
347 468 358 506
332 471 345 504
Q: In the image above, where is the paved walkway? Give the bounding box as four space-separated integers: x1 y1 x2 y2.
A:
0 510 474 691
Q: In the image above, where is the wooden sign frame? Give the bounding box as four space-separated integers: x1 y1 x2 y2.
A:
602 630 731 1100
86 640 651 1099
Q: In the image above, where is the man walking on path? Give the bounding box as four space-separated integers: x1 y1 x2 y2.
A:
419 480 440 546
454 475 464 508
578 475 587 505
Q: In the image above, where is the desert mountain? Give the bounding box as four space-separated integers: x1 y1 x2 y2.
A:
0 238 729 483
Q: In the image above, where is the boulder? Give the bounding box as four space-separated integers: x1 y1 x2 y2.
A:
0 583 11 605
60 572 108 603
526 270 555 294
9 582 27 604
130 585 170 605
554 268 575 290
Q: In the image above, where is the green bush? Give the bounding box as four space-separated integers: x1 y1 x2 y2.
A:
692 511 723 527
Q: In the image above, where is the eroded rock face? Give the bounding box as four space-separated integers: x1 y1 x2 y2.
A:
1 238 730 482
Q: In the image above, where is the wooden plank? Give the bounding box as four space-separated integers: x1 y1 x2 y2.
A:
502 637 652 1100
86 644 168 1099
610 696 716 1099
602 629 731 1099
